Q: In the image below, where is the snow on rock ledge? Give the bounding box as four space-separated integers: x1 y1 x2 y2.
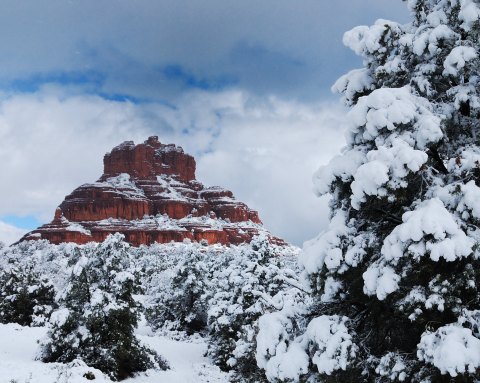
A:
21 136 285 247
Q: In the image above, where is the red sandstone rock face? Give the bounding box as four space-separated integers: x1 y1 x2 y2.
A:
102 136 196 182
22 137 285 246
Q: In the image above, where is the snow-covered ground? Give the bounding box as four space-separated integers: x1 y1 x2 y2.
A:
0 323 229 383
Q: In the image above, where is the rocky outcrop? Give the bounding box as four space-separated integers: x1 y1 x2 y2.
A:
22 136 284 246
102 136 196 182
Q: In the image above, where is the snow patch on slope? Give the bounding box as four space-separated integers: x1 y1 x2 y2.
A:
0 323 229 383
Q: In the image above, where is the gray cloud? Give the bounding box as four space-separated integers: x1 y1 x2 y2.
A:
0 0 409 100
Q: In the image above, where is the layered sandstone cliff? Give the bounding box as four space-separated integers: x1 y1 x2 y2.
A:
22 136 284 246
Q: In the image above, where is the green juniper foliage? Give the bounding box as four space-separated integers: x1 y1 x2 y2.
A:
0 265 55 326
40 234 167 381
207 235 296 382
146 247 211 334
141 235 300 382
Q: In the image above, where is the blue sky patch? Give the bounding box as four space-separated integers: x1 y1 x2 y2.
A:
5 70 105 93
1 215 41 230
160 64 237 91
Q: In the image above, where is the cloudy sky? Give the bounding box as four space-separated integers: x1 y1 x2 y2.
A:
0 0 409 246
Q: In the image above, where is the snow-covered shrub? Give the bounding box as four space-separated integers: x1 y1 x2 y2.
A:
206 235 300 382
0 231 300 381
0 239 85 296
256 295 358 383
256 289 310 382
40 234 167 381
258 1 480 381
145 246 212 333
0 265 55 326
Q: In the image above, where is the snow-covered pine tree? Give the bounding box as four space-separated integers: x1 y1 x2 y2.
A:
40 234 167 381
207 235 298 382
260 1 480 381
0 265 55 326
146 246 211 333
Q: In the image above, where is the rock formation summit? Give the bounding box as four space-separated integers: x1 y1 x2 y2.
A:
22 136 284 246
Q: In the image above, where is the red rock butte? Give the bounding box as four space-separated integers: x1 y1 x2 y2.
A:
21 136 285 246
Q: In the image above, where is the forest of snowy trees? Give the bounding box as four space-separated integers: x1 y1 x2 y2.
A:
3 0 480 381
0 234 300 382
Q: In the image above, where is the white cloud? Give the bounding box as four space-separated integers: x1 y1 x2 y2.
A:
0 89 347 245
0 89 156 220
163 91 348 245
0 221 27 246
